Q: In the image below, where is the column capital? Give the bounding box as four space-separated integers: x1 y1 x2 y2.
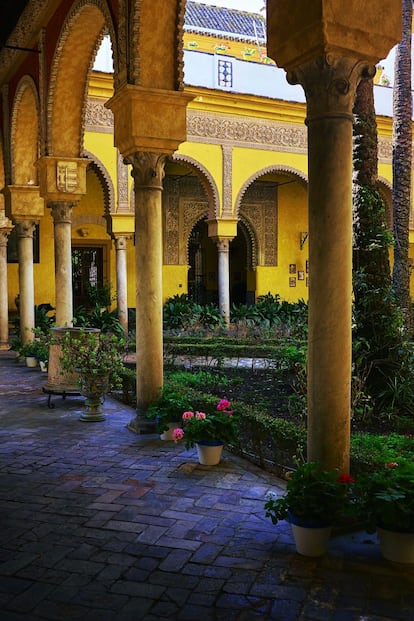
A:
0 229 12 248
267 0 402 72
127 152 167 190
287 54 375 122
15 220 37 238
213 237 232 253
113 234 133 251
48 201 76 224
37 156 89 202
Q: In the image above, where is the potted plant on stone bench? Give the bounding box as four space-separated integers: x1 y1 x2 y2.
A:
60 328 127 422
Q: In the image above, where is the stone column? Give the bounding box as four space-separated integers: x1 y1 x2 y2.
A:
127 152 166 433
49 202 75 327
291 57 374 471
114 235 129 333
215 238 232 325
266 0 401 473
15 220 36 344
0 226 13 349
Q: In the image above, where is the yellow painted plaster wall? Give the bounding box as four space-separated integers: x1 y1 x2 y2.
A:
163 265 189 300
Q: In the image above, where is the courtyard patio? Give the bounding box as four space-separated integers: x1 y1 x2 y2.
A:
0 351 413 621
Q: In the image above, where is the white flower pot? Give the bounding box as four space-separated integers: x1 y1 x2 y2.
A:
291 523 332 557
39 360 48 373
196 441 224 466
377 528 414 564
160 422 180 441
25 356 38 368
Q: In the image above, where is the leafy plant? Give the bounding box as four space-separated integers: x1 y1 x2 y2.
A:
355 459 414 533
73 283 125 335
264 461 356 526
59 329 127 392
146 387 194 433
172 399 239 448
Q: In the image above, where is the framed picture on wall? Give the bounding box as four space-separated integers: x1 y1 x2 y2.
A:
289 263 296 274
298 270 304 281
289 277 296 287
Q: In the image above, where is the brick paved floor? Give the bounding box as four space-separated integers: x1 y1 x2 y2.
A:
0 352 413 621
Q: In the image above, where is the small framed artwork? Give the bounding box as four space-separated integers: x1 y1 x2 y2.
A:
306 277 309 287
289 277 296 287
289 263 296 274
306 260 309 273
298 270 304 281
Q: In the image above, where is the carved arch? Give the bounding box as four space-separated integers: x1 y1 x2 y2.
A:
47 0 116 157
83 149 115 217
235 164 308 217
378 176 393 230
238 215 258 271
10 76 40 185
170 152 220 220
185 213 209 265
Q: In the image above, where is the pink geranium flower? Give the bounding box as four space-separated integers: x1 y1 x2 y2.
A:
172 428 184 442
182 411 194 420
195 411 206 419
216 398 231 411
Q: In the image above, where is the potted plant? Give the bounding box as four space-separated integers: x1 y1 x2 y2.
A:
264 461 356 556
146 387 194 440
20 341 40 368
356 459 414 563
172 398 238 465
59 328 127 422
31 330 50 372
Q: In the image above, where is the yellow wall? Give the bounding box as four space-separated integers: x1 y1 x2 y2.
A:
10 70 414 318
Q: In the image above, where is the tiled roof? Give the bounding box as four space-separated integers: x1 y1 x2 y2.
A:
185 1 266 41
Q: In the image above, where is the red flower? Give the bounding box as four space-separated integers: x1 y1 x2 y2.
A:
337 473 355 484
385 462 398 468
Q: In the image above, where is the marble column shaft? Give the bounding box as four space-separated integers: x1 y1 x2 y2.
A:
128 152 166 431
49 202 75 327
216 238 231 325
0 229 12 349
289 55 374 472
114 235 129 333
16 221 36 344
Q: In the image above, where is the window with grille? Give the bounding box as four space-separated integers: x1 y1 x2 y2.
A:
217 59 233 88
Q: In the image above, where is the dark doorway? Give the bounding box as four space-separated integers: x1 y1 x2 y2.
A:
72 246 104 309
230 224 248 305
188 221 218 305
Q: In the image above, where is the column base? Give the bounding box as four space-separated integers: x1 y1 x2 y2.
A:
127 413 156 434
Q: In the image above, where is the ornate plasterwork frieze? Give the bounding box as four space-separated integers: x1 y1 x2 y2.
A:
0 0 48 81
222 145 232 216
85 98 114 133
378 138 393 163
84 97 394 161
187 111 308 153
240 184 277 266
117 151 129 212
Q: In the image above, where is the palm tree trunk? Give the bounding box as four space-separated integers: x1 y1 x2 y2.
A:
392 0 413 332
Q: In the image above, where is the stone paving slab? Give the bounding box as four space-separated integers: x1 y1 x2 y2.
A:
0 352 413 620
